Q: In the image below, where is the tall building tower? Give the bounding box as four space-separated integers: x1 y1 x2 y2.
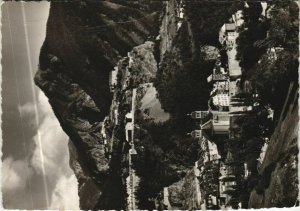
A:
188 111 209 120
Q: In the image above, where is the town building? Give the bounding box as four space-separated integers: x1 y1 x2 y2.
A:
163 187 172 210
225 23 237 48
125 112 133 123
188 111 209 120
219 162 236 205
220 22 242 80
109 66 118 92
212 94 230 108
219 23 237 47
229 95 253 113
176 6 184 30
229 104 252 113
219 162 235 181
128 52 133 68
125 122 134 142
232 10 244 27
219 180 236 204
188 110 231 136
207 65 229 83
261 1 268 17
205 194 218 209
201 115 230 136
189 129 203 139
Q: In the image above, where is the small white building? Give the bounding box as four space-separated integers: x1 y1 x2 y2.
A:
189 129 203 139
128 52 133 68
179 7 184 19
188 111 209 119
125 122 134 142
188 110 231 136
177 22 182 30
257 142 269 164
176 7 184 30
261 2 268 17
232 10 244 27
109 66 118 92
219 23 238 48
125 112 133 122
114 108 119 125
163 187 172 209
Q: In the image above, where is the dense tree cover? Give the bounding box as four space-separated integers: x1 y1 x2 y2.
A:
236 2 268 71
185 0 242 46
236 20 269 70
225 106 273 207
133 121 200 209
248 50 298 118
155 52 212 120
154 20 215 134
133 0 298 208
135 1 243 207
236 0 299 117
154 0 248 131
228 2 299 207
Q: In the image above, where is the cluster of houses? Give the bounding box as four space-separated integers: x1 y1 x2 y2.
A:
125 88 139 210
105 1 281 209
108 54 140 209
188 109 245 208
186 8 252 209
185 1 282 208
176 0 185 30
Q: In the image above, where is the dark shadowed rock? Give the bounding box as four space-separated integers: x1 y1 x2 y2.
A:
34 0 162 209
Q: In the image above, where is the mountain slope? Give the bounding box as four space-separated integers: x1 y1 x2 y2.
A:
34 0 161 209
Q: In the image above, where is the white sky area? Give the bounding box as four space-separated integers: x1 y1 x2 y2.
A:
1 1 79 209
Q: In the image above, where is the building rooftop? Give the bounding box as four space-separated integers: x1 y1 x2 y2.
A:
225 23 236 32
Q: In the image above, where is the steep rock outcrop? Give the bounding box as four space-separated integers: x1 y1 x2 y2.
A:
164 168 202 210
35 0 161 209
130 41 157 85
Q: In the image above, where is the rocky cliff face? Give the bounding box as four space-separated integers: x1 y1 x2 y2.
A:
35 0 161 209
35 0 221 209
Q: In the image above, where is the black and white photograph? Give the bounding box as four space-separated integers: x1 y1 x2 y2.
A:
1 0 299 210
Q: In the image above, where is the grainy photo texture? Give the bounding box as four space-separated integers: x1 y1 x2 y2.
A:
0 0 299 210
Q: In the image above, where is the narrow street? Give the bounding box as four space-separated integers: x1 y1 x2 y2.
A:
127 88 139 210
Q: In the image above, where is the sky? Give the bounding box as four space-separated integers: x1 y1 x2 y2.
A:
1 1 79 209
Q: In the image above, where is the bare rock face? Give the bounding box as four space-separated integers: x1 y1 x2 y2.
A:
162 168 203 210
34 0 161 209
130 41 158 85
168 179 185 209
68 140 102 209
